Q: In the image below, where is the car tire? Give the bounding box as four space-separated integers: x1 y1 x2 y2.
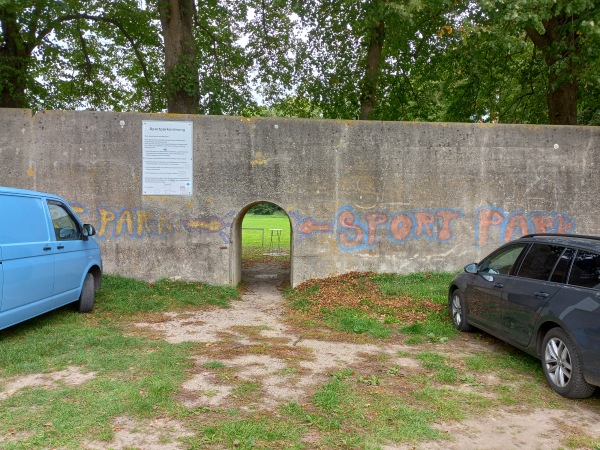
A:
541 328 595 399
77 273 95 313
449 290 473 332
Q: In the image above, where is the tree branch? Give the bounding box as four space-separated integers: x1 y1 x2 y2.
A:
31 13 156 108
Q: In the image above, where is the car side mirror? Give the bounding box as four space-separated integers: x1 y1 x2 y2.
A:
82 224 96 238
464 263 478 274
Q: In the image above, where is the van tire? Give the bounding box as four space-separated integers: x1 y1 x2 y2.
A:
77 273 95 313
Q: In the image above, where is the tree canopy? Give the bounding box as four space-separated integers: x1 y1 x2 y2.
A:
1 0 598 124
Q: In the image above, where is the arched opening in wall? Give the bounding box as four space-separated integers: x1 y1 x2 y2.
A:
230 201 292 288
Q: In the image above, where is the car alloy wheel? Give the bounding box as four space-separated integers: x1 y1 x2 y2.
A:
541 328 595 398
544 336 572 388
449 291 472 332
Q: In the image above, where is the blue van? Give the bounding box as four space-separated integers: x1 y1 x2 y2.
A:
0 187 102 330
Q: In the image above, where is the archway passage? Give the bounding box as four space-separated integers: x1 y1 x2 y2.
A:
231 202 292 289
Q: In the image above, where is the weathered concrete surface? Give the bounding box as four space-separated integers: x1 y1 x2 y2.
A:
1 108 598 286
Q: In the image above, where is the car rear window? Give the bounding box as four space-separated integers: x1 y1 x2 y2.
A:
569 251 600 289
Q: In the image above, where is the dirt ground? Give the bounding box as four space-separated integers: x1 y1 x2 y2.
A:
3 261 600 449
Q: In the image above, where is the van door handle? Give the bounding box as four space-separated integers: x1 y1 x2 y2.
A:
57 245 64 250
494 283 504 288
43 246 52 251
535 292 550 298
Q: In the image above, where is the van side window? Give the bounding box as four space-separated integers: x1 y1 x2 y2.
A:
0 195 49 243
569 251 600 289
47 201 81 240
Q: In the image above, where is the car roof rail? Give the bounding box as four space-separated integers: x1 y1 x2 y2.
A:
521 233 600 242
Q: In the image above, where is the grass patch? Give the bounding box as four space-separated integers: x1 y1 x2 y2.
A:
465 347 541 378
324 307 391 338
241 213 291 262
372 272 454 299
97 275 239 315
0 326 193 446
242 213 291 247
285 271 457 342
203 360 226 369
1 271 595 449
0 274 239 448
276 370 449 447
416 351 459 383
188 416 305 449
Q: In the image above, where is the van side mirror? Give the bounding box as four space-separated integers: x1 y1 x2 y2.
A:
82 224 96 238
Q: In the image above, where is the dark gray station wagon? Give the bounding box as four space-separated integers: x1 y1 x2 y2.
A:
449 233 600 398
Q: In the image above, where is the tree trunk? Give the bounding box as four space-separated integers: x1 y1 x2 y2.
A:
157 0 200 114
359 18 385 120
547 74 578 125
525 15 579 125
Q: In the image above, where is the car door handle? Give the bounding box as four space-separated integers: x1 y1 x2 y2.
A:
535 292 550 298
43 246 52 251
494 283 504 288
57 245 64 250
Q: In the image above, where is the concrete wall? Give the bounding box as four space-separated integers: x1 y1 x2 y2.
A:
1 108 598 286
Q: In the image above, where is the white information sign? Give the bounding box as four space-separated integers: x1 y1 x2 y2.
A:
142 120 193 196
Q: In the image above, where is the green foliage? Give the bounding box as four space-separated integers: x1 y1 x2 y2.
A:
248 203 284 215
450 0 600 124
2 0 598 123
245 95 323 118
294 0 472 121
165 54 200 99
0 0 164 111
190 418 304 448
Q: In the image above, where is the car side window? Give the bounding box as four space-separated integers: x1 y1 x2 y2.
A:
516 244 564 281
569 251 600 289
550 248 574 283
47 201 81 241
479 243 527 275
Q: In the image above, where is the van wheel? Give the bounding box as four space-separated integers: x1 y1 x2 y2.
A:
77 273 95 313
542 328 595 398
